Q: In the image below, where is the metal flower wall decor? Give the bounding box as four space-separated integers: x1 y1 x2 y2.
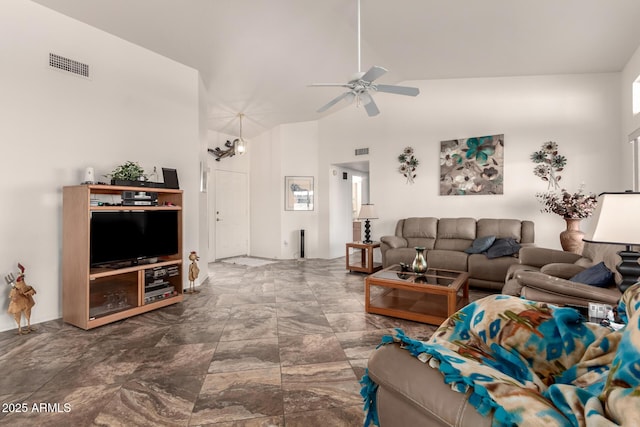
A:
531 141 566 189
440 134 504 195
398 147 419 184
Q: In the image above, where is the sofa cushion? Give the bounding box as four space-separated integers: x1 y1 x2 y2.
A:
485 238 521 259
570 262 615 288
427 249 468 272
540 263 585 279
403 218 437 250
518 246 584 268
464 235 496 254
434 218 476 251
384 248 423 268
403 217 438 238
437 218 476 239
434 238 474 251
469 254 520 282
477 218 523 241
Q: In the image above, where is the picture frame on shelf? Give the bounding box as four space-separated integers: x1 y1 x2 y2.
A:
285 176 314 211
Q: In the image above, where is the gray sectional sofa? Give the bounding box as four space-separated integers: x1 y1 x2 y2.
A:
380 217 535 290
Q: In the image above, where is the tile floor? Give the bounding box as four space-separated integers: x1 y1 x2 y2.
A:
0 258 491 426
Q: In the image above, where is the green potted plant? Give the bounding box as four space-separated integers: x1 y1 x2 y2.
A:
106 161 147 186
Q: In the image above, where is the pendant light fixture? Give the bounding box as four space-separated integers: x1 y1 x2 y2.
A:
234 113 246 155
207 112 247 161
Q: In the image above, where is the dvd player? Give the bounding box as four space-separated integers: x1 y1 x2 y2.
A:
122 191 158 200
122 200 157 206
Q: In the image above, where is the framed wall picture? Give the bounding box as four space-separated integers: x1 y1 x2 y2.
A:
440 134 504 196
285 176 314 211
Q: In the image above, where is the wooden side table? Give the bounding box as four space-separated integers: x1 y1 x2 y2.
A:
346 241 383 274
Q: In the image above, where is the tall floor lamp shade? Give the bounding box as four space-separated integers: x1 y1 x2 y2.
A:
357 204 378 244
583 192 640 292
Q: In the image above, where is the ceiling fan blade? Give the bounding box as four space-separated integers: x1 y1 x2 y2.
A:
309 83 353 88
360 65 388 83
317 91 355 113
359 91 380 116
375 84 420 97
364 97 380 117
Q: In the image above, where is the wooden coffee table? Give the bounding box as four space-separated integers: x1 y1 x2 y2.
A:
365 264 469 325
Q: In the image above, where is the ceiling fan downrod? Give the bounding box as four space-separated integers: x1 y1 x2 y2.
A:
357 0 361 73
309 0 420 117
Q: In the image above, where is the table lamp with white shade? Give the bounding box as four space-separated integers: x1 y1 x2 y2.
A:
583 191 640 292
357 204 378 244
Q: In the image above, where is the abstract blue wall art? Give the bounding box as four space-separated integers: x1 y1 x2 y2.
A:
440 134 504 196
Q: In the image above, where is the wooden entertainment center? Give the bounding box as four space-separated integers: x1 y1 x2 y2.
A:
62 184 184 330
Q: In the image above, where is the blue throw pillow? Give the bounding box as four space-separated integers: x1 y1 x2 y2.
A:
570 262 614 288
485 238 521 259
465 235 496 254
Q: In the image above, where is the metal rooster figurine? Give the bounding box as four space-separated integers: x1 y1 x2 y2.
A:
5 263 37 334
186 251 200 294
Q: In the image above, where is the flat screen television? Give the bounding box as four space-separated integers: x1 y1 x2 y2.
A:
90 211 179 267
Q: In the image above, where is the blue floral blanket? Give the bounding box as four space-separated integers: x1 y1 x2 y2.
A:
361 284 640 426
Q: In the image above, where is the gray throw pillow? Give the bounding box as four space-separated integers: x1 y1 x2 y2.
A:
569 262 614 288
485 238 521 259
465 235 496 254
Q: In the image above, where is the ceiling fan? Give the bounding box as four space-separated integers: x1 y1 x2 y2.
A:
310 0 420 117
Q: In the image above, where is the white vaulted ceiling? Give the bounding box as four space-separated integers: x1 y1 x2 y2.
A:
32 0 640 137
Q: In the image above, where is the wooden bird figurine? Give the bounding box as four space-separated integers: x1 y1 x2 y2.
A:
186 251 200 294
6 263 36 334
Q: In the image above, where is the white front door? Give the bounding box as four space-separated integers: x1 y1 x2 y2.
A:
214 170 249 260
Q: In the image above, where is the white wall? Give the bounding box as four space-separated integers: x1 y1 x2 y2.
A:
0 1 200 331
250 122 319 259
198 76 210 269
250 129 281 258
279 122 319 259
316 73 623 255
622 44 640 187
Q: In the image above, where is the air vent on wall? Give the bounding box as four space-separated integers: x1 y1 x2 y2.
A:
355 148 369 156
49 53 89 78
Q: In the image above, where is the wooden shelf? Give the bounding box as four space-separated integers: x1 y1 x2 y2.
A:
86 184 182 194
63 184 184 330
85 295 182 329
90 205 182 211
90 258 181 279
